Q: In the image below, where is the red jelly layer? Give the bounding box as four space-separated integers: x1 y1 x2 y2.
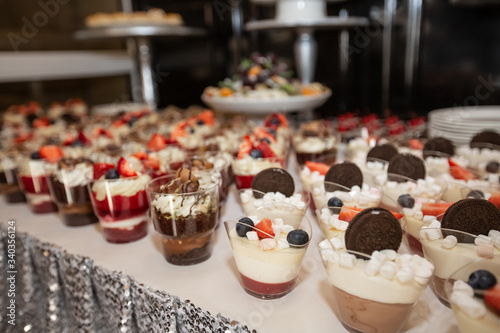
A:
240 273 296 297
102 220 148 243
91 190 149 220
30 200 58 214
234 174 254 190
19 175 50 194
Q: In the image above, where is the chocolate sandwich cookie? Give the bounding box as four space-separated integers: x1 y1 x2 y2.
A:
366 144 398 163
387 153 426 182
470 130 500 149
345 207 403 256
423 137 455 159
324 161 363 192
441 198 500 240
251 168 294 199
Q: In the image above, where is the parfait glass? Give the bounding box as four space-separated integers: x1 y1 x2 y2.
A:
231 156 283 190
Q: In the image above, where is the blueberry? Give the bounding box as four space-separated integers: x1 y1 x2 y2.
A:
30 152 41 160
467 190 484 199
327 197 344 208
196 119 205 125
270 117 280 125
27 114 37 125
249 149 263 159
398 194 415 208
49 119 56 125
236 217 254 237
468 270 497 293
104 169 120 179
287 229 309 246
268 129 277 138
128 116 139 127
188 127 195 134
486 161 500 173
260 138 271 145
71 140 83 147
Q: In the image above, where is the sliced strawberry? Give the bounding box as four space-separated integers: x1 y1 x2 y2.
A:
237 137 253 159
63 134 76 146
408 139 424 150
255 141 276 158
169 122 188 141
277 114 288 127
32 117 50 128
77 131 91 145
488 192 500 210
448 159 477 181
421 202 452 220
338 206 403 222
253 127 276 143
92 127 111 138
13 133 32 144
112 119 126 128
255 218 275 239
132 150 149 160
305 161 330 175
197 110 215 125
117 157 137 177
147 134 167 152
484 285 500 313
143 158 160 171
93 163 115 179
39 145 63 162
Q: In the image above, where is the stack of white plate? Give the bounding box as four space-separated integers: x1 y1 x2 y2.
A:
428 106 500 146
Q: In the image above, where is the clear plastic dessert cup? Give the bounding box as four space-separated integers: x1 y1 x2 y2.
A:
146 173 220 265
293 135 337 167
319 246 433 333
0 158 25 203
231 156 283 190
225 203 312 299
238 188 309 229
360 157 389 188
17 159 58 214
88 173 151 243
311 180 382 212
45 162 98 227
419 227 500 307
445 259 500 333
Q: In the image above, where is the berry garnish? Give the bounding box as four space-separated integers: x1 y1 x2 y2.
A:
147 134 167 152
260 137 271 144
305 161 330 175
255 218 275 239
30 152 41 160
467 190 484 199
117 157 138 177
93 163 115 179
39 145 64 162
236 217 254 237
484 285 500 313
327 197 343 208
104 169 120 180
71 140 83 147
468 270 498 292
397 194 415 208
486 161 500 173
249 149 263 159
287 229 309 246
255 140 276 158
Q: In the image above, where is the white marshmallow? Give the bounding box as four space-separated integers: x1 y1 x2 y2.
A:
475 235 493 246
441 235 457 249
364 260 382 277
330 237 345 250
396 267 414 284
420 228 442 241
260 238 277 251
281 225 294 234
413 211 424 220
248 216 259 223
413 267 433 285
450 292 486 319
402 208 414 217
380 249 398 261
423 215 435 223
488 230 500 238
453 280 474 298
272 225 282 236
319 239 333 250
321 249 339 263
493 235 500 250
371 251 388 263
273 218 284 226
246 231 259 241
380 261 398 280
477 244 495 258
277 239 290 250
339 253 356 268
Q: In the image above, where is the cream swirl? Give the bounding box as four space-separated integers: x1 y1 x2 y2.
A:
232 156 282 176
92 174 151 201
55 163 93 187
152 194 212 217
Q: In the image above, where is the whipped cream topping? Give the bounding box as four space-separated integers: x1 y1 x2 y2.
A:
152 146 186 165
19 159 46 177
293 136 335 153
240 190 307 211
92 174 151 201
0 157 17 172
177 133 204 149
55 162 93 187
100 215 146 229
232 155 282 176
320 240 434 304
152 192 212 217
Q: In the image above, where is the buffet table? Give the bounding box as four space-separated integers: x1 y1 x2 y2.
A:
0 156 459 333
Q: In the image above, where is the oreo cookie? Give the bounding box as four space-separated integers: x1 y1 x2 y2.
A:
441 198 500 239
324 162 363 192
345 207 403 256
423 137 455 159
366 144 398 163
387 153 426 182
251 168 294 199
470 130 500 149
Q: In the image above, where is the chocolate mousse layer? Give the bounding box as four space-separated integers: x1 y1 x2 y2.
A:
0 169 26 203
332 286 414 333
296 148 337 166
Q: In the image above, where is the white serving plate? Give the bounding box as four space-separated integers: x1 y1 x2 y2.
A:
201 89 331 114
91 102 150 116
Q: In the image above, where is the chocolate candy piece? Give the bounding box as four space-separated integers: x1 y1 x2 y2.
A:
251 168 294 199
324 162 363 192
366 144 398 163
423 137 455 159
441 199 500 239
470 130 500 149
387 153 426 182
345 207 403 256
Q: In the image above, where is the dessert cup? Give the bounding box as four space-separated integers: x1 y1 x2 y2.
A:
231 156 283 190
146 173 220 265
88 173 151 243
238 188 309 229
319 245 434 333
293 135 337 167
357 157 389 188
445 259 500 333
225 203 312 299
419 227 500 307
0 158 25 203
17 159 58 214
311 181 381 212
45 161 98 227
